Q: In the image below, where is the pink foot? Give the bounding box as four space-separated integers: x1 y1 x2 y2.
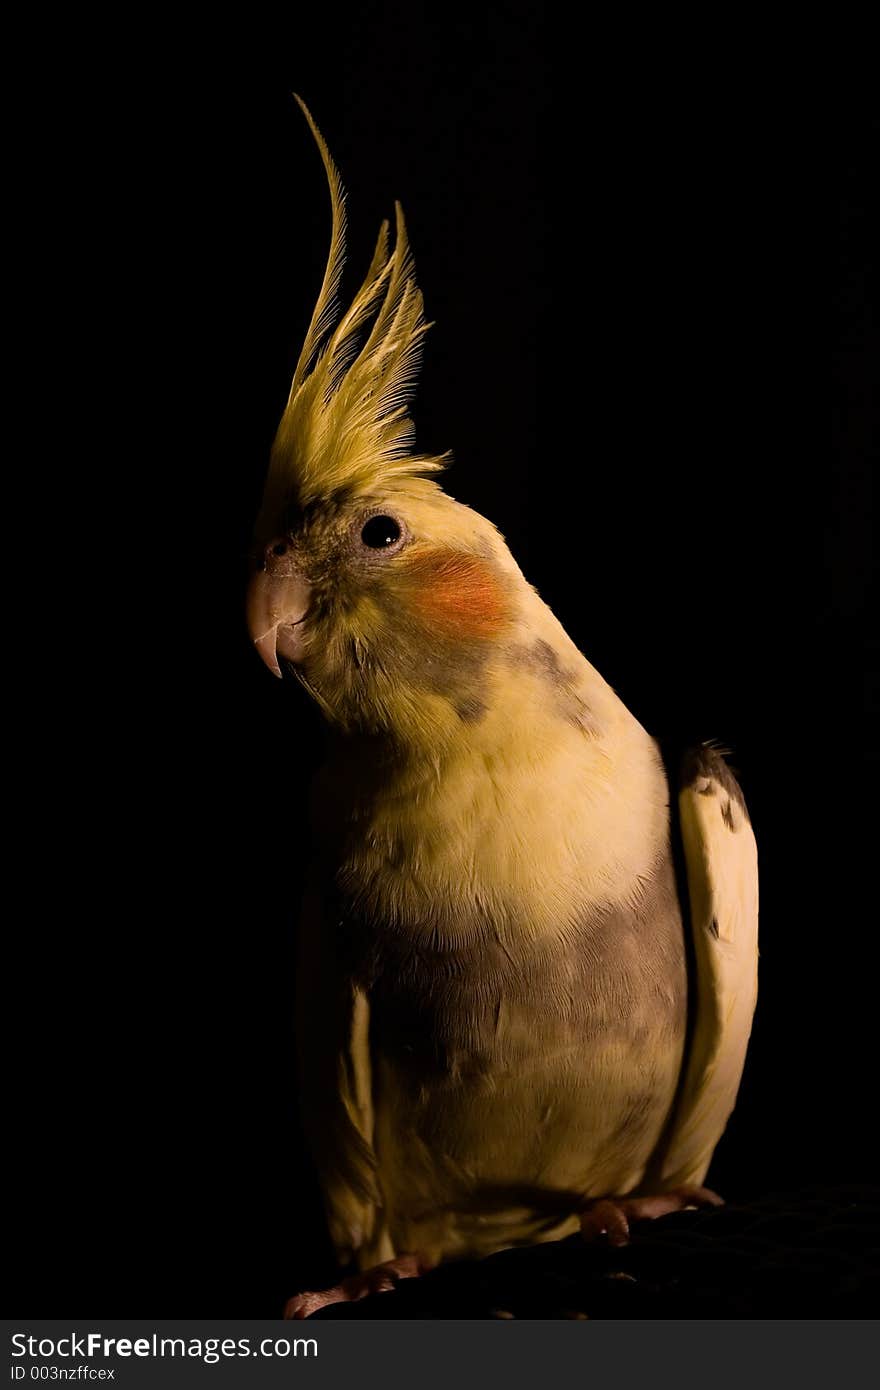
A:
579 1184 723 1247
284 1252 433 1319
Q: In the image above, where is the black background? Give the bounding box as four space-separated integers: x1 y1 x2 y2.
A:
8 8 877 1314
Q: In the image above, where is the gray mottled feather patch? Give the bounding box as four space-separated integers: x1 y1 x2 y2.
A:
336 849 686 1076
721 798 738 831
506 639 601 737
454 694 489 724
680 743 750 823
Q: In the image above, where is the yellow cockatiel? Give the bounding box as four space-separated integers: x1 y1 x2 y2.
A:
246 100 759 1317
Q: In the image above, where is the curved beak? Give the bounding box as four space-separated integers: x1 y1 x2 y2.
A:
246 569 312 678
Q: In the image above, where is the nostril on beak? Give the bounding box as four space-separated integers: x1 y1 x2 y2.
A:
265 539 292 572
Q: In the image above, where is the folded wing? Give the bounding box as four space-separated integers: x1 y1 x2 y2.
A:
651 745 759 1188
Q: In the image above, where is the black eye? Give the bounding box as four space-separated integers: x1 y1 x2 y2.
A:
360 515 402 549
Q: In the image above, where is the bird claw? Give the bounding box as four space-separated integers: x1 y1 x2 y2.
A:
284 1252 431 1319
579 1184 723 1246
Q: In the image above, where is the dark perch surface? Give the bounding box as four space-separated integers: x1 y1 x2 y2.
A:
309 1187 880 1318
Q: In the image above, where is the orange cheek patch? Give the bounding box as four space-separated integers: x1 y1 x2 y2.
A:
402 549 511 638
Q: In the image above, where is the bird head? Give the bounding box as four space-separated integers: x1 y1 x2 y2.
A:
247 99 527 744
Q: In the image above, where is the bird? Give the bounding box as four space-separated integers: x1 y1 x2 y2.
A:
246 98 759 1318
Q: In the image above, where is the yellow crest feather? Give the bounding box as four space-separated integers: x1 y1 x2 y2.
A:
265 97 447 517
